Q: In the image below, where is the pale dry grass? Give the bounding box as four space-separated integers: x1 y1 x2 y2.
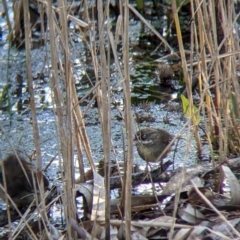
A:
2 0 239 239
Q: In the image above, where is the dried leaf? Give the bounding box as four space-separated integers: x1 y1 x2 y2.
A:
75 182 93 215
173 224 209 240
91 172 105 220
178 204 206 224
220 166 240 205
210 218 240 239
162 166 205 195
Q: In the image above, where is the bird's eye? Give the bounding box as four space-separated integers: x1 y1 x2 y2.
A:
141 134 146 140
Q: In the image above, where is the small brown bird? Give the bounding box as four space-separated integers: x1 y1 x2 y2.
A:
0 154 49 207
134 128 173 163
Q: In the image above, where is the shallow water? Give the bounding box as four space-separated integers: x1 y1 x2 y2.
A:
0 2 212 229
0 0 209 177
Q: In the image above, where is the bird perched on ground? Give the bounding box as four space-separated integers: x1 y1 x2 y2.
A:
134 128 173 163
0 154 49 207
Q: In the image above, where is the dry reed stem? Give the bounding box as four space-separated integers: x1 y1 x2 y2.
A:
97 219 235 239
122 3 134 240
47 1 80 238
23 0 42 182
172 1 202 159
191 181 240 239
195 0 239 159
13 0 23 43
74 104 95 171
0 184 38 239
1 164 12 238
107 26 125 193
57 0 77 238
167 125 193 239
37 0 88 28
190 0 240 205
128 4 173 52
6 0 239 237
96 0 111 238
193 0 216 160
73 113 86 183
23 0 49 237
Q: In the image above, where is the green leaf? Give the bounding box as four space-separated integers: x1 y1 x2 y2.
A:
136 0 144 10
181 94 200 124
